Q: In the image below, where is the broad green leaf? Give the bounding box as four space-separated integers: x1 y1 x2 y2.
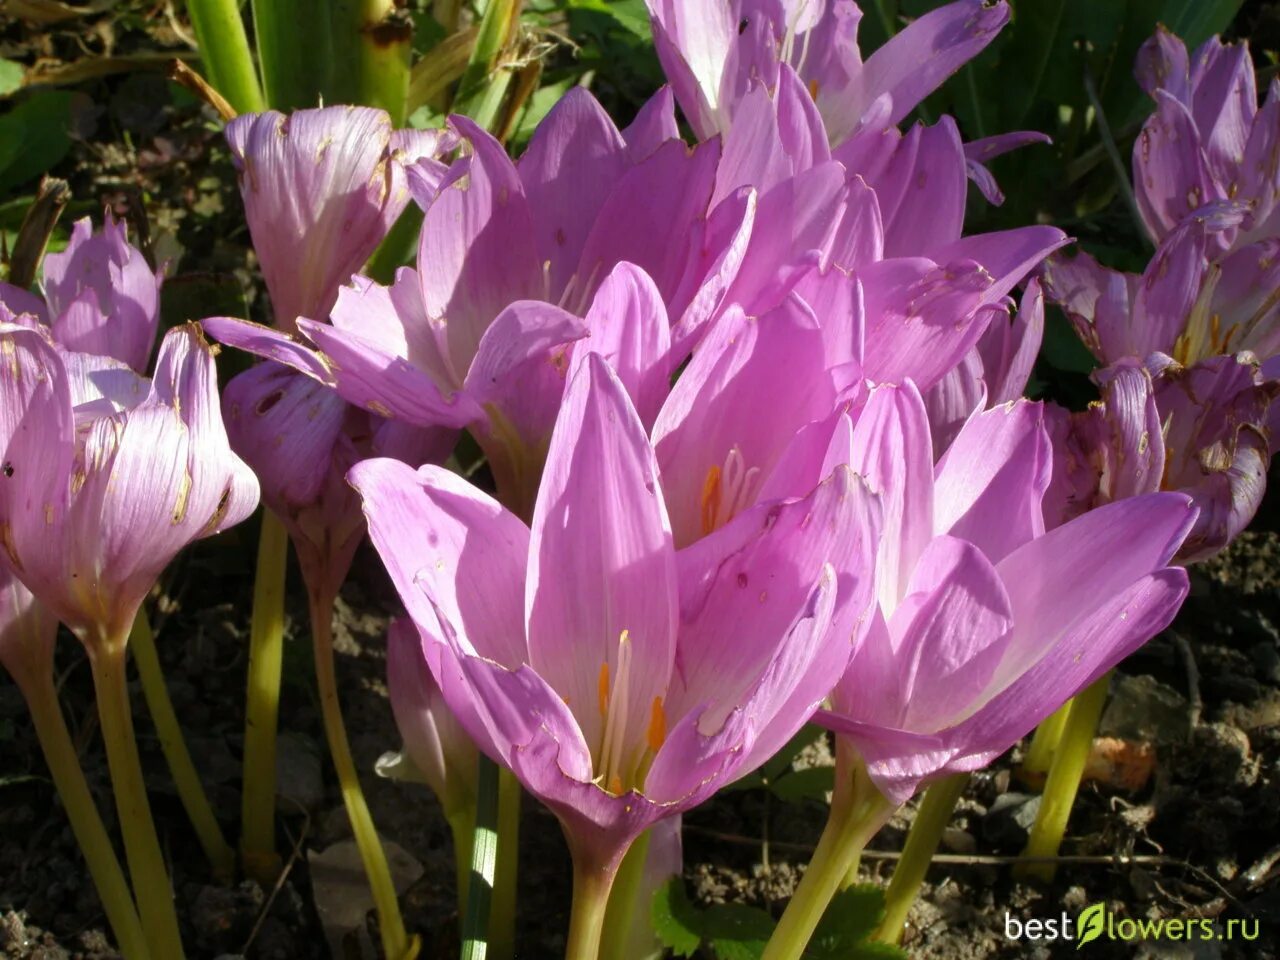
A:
705 903 774 960
652 879 703 958
0 92 86 194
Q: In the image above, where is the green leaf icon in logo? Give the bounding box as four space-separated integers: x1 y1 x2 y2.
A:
1076 902 1107 949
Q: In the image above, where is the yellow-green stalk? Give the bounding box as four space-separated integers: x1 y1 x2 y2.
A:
1021 700 1072 778
309 585 419 959
184 0 266 114
761 745 894 960
873 774 970 945
130 611 235 881
20 667 152 959
88 635 187 959
239 510 290 883
1016 676 1112 882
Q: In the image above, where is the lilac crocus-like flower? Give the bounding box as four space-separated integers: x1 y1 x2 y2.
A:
817 382 1193 804
209 91 742 516
0 215 162 372
1133 27 1280 253
225 105 442 333
1046 357 1278 563
646 0 1008 146
0 568 57 696
0 323 259 648
351 354 881 899
1042 209 1280 369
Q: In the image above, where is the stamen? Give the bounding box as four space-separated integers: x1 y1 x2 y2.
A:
647 697 666 752
700 465 723 536
608 774 623 795
597 630 633 795
597 662 610 716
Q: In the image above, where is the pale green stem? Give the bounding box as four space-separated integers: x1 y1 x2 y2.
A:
599 829 652 960
89 641 186 959
22 669 152 960
1022 700 1072 778
184 0 266 114
873 773 970 945
761 748 893 960
240 510 289 883
564 843 627 960
310 585 419 959
448 809 475 921
1016 675 1112 882
129 611 235 881
462 755 499 960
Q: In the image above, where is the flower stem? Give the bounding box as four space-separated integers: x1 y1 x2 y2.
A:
489 768 521 960
598 829 651 960
1017 675 1112 882
240 510 290 883
564 845 625 960
462 755 499 960
761 747 893 960
309 586 418 959
89 642 186 959
448 809 475 921
185 0 266 114
129 610 235 881
23 670 152 960
873 773 970 945
1022 700 1071 778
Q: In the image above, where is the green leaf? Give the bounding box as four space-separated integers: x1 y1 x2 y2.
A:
0 59 24 97
0 91 86 194
805 885 906 960
652 879 703 958
705 904 774 960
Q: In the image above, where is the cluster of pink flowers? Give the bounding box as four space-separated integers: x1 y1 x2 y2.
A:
0 2 1274 956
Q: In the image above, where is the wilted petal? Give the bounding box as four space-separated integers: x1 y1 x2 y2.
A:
1133 91 1225 245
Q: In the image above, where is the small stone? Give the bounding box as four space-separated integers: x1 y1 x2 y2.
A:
982 792 1041 849
1100 674 1190 744
941 828 977 854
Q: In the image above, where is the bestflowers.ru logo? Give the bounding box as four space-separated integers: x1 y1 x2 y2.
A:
1004 903 1260 946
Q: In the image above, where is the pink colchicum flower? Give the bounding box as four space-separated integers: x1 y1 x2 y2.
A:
1134 26 1280 254
209 91 745 517
645 0 1008 147
817 382 1194 804
350 353 882 881
0 323 259 648
225 105 443 334
1045 357 1278 563
1041 209 1280 370
0 215 162 372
